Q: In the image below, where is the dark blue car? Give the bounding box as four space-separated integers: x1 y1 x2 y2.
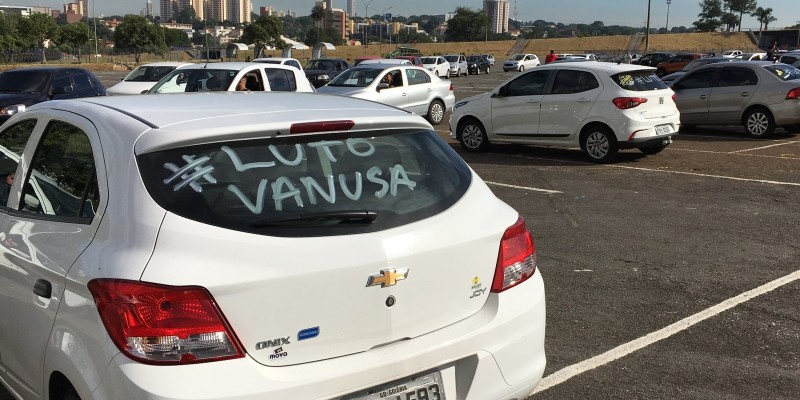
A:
0 67 106 124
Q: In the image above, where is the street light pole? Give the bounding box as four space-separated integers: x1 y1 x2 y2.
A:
375 6 392 56
364 0 375 56
665 0 671 32
204 0 209 62
645 0 651 52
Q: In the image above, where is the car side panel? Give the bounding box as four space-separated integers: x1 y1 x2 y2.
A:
539 87 602 139
675 87 712 124
490 95 543 137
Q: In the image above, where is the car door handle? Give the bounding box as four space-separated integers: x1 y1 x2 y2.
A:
34 279 52 298
576 98 592 103
699 95 708 99
427 88 432 92
740 92 749 97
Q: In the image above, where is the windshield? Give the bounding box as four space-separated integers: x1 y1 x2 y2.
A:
148 69 238 93
137 129 472 237
467 56 482 62
444 56 459 62
125 66 177 82
420 57 437 64
306 60 334 70
0 70 51 93
513 55 525 61
763 64 800 81
327 68 382 87
612 71 669 91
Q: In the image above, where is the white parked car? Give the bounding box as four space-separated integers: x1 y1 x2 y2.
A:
450 62 680 162
316 64 455 125
503 54 541 72
443 54 468 77
357 58 412 66
720 50 743 58
148 62 314 93
251 57 304 70
420 55 450 77
0 92 546 400
106 62 191 95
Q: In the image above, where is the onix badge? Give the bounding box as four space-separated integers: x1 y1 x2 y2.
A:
366 268 410 288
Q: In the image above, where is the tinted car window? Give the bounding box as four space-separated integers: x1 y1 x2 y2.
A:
551 70 599 94
505 70 550 96
0 119 37 207
52 71 72 92
0 70 50 93
21 120 99 219
717 68 758 87
138 130 472 237
265 69 297 91
405 69 430 85
327 68 381 87
70 70 93 91
126 66 176 82
613 71 668 91
763 64 800 81
672 69 715 90
150 69 237 93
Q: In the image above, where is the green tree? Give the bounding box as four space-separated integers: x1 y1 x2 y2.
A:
175 7 197 24
239 15 284 58
751 6 777 31
721 12 738 31
60 22 90 59
310 4 325 44
162 27 191 47
445 7 488 42
114 15 165 63
18 12 60 63
694 0 723 32
0 13 22 58
725 0 757 31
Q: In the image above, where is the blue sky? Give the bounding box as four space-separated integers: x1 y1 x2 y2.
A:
4 0 799 30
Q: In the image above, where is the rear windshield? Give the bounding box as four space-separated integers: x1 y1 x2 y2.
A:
763 64 800 81
137 130 472 237
612 71 668 91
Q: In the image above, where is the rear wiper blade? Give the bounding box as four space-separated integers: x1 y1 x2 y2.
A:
251 210 377 227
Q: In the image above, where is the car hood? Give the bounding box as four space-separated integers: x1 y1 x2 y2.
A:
107 81 157 95
460 93 485 104
0 92 44 108
661 71 686 84
315 86 369 96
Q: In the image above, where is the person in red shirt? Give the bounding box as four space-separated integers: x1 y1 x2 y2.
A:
545 50 557 64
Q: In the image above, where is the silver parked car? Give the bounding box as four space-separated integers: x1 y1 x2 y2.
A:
671 61 800 137
443 54 468 77
316 64 455 125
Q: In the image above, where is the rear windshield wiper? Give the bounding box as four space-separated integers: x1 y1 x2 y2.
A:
251 210 378 227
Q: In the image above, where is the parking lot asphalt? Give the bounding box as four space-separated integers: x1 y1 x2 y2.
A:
2 67 798 400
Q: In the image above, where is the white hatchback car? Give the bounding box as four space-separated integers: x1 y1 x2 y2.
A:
451 62 680 162
147 62 314 93
443 54 468 77
106 62 191 95
0 93 545 400
420 56 450 78
251 57 304 70
503 54 540 72
316 64 455 125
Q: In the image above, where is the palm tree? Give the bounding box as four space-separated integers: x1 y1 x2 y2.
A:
310 4 324 43
751 6 777 32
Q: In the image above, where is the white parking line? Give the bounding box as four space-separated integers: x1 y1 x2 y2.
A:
728 141 800 153
612 165 800 187
484 181 562 194
532 269 800 394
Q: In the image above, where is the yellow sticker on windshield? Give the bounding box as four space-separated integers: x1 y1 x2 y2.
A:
619 74 634 86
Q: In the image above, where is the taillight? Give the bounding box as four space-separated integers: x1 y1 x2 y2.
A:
449 82 454 92
491 216 537 293
613 97 648 109
88 279 244 365
787 88 800 100
289 120 355 134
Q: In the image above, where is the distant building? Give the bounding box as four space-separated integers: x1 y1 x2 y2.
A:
483 0 509 34
146 0 154 17
347 0 356 18
0 5 52 16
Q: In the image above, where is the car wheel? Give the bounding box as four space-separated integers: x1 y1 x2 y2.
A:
427 99 445 126
781 124 800 134
519 66 524 72
638 141 670 155
743 107 775 138
458 118 489 152
580 125 619 163
485 67 490 74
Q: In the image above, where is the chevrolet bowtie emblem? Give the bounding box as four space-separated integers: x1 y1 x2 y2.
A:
366 268 409 288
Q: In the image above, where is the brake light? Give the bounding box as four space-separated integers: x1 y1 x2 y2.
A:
88 279 244 365
787 88 800 100
289 120 355 134
491 216 537 293
613 97 648 109
449 83 454 92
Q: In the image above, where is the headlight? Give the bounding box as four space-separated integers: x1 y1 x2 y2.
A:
0 104 26 116
454 100 469 109
318 74 330 81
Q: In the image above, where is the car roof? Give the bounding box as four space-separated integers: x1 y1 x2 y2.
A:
174 62 298 72
537 61 655 73
350 64 423 71
136 62 192 67
252 57 297 62
1 66 93 73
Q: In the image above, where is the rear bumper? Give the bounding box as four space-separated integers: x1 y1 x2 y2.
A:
94 273 547 399
769 102 800 126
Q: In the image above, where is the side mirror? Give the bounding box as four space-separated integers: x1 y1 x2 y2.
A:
377 82 390 91
492 85 506 98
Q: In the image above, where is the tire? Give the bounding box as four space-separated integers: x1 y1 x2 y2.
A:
458 118 489 152
743 107 775 138
639 141 669 155
519 66 524 72
781 124 800 134
580 126 619 163
485 66 490 74
426 99 445 126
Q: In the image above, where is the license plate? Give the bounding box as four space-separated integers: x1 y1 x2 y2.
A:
655 125 672 135
345 370 446 400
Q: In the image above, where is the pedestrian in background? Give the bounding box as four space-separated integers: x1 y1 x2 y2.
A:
545 50 557 64
766 41 778 61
